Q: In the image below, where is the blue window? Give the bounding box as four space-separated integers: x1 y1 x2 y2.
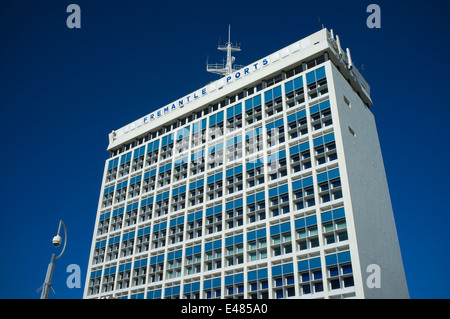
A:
227 102 242 118
176 126 190 141
264 85 282 102
306 66 326 84
161 133 174 147
209 111 224 126
147 289 162 299
192 119 207 134
245 94 262 111
133 145 146 159
310 99 331 115
284 76 303 94
313 132 335 147
107 157 119 170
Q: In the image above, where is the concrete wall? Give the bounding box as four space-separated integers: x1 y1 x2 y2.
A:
328 62 409 298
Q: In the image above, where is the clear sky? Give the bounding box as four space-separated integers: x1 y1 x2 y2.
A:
0 0 449 299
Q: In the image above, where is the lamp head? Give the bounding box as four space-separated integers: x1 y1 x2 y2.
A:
52 235 62 247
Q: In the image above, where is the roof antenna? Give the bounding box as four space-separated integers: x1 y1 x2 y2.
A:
207 25 242 77
318 16 325 29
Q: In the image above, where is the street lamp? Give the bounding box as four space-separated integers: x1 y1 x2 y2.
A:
39 220 67 299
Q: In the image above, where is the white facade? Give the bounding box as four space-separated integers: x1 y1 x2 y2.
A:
84 28 408 299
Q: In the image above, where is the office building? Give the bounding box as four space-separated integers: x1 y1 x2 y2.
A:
84 28 409 299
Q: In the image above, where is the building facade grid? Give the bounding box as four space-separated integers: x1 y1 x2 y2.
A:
84 28 408 299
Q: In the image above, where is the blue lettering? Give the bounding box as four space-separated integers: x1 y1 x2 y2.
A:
253 62 259 71
235 72 241 79
156 109 162 117
186 95 191 102
202 88 207 95
144 116 149 124
163 106 170 114
171 103 177 110
194 92 199 99
150 113 155 121
244 67 250 75
226 76 232 83
178 99 184 107
262 58 269 66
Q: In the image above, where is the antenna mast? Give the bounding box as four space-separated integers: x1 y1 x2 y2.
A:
207 25 242 77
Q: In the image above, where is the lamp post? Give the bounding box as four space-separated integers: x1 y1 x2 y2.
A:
40 220 67 299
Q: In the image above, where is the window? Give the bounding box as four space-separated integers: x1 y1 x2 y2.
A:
226 135 243 163
247 191 266 223
118 152 132 177
317 168 343 204
297 256 323 296
116 262 131 290
189 179 204 207
209 111 224 141
271 263 295 298
185 244 202 275
247 268 269 299
266 118 285 147
325 251 354 290
225 234 244 267
145 140 160 166
226 165 243 194
284 75 304 108
247 229 267 262
270 222 292 256
175 126 190 154
132 258 148 286
264 85 283 117
109 207 124 233
166 249 183 279
204 239 222 271
314 132 337 166
289 141 311 174
124 202 138 227
245 126 263 155
226 103 243 133
168 216 184 244
348 126 356 137
135 226 150 253
295 215 319 251
205 204 222 235
246 159 264 189
132 146 146 172
268 184 290 218
344 96 351 108
190 149 205 176
186 211 203 240
154 193 169 218
139 196 153 222
207 172 223 201
151 221 167 249
208 142 224 169
292 177 315 211
310 100 332 131
287 109 308 139
225 272 244 299
245 94 263 125
149 254 165 283
160 133 174 160
267 150 287 181
306 66 328 100
225 198 244 230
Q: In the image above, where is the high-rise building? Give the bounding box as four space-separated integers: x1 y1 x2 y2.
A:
84 28 408 299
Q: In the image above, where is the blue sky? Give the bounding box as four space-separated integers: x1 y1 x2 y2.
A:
0 0 449 299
